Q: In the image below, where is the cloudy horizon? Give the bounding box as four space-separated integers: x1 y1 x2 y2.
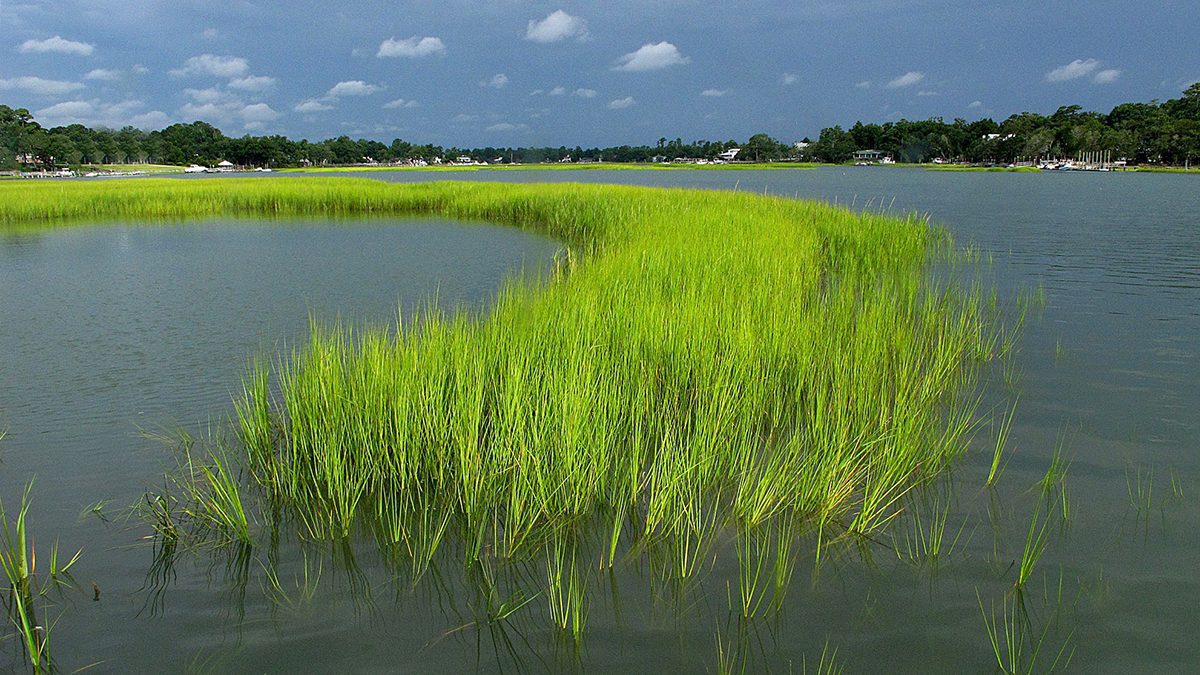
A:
2 1 1196 146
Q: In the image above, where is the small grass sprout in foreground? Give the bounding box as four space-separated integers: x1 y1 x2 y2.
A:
987 397 1019 487
803 640 843 675
1126 465 1154 516
1 481 83 674
894 487 971 569
1015 448 1072 590
977 586 1075 674
139 430 253 548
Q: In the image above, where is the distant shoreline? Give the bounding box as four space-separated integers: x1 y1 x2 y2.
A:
276 162 1196 175
4 158 1195 177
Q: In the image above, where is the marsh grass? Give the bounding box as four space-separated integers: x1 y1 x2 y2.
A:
1126 465 1154 516
1016 499 1055 589
803 640 843 675
1 177 1006 639
987 397 1019 487
279 162 822 175
1121 463 1181 536
894 481 972 569
1 481 82 674
978 585 1075 674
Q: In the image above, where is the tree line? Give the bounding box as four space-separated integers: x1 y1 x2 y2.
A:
3 84 1197 170
806 83 1199 165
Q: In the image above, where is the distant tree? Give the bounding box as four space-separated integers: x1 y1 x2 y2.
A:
810 126 856 163
155 121 225 164
42 133 80 166
849 122 884 150
1164 82 1200 121
6 83 1200 169
0 105 44 164
743 133 787 161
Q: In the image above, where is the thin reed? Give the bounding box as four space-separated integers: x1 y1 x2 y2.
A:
1 481 81 673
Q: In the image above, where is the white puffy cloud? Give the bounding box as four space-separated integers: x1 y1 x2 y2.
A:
294 79 379 114
572 88 597 98
129 111 171 128
383 98 419 109
701 88 730 97
613 42 689 72
781 73 798 85
1045 58 1100 83
486 122 527 132
525 10 589 43
549 86 567 96
327 80 381 97
84 68 122 81
856 80 872 89
34 100 94 119
481 73 509 89
0 76 84 96
886 71 924 88
34 99 167 129
18 36 94 56
183 87 226 104
131 64 150 75
179 95 280 129
294 99 333 113
377 36 445 58
240 103 280 123
178 102 228 120
608 96 636 109
1093 69 1121 84
229 75 276 91
170 54 250 78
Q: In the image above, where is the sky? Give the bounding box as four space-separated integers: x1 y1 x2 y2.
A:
2 1 1197 147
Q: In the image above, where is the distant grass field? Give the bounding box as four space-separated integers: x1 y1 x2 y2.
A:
924 165 1041 173
1131 166 1199 173
281 161 820 174
80 163 182 173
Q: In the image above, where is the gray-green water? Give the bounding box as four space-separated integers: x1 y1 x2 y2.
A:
2 169 1197 672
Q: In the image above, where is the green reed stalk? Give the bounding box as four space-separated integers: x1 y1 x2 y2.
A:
1 482 78 674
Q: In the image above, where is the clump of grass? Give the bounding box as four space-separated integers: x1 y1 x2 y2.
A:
139 430 253 548
1016 498 1055 589
803 640 843 675
1039 432 1073 527
1126 465 1154 516
1 481 82 674
546 534 588 639
978 587 1075 674
988 397 1019 487
734 523 798 618
1014 439 1072 589
895 487 971 568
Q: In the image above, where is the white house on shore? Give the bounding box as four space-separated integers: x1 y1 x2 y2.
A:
853 149 893 163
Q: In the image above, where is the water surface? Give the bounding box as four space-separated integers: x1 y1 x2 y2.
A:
4 170 1198 672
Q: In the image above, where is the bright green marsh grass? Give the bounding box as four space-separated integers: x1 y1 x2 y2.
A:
1 177 1000 633
279 161 820 174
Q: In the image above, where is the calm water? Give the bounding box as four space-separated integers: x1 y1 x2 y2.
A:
2 169 1197 672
